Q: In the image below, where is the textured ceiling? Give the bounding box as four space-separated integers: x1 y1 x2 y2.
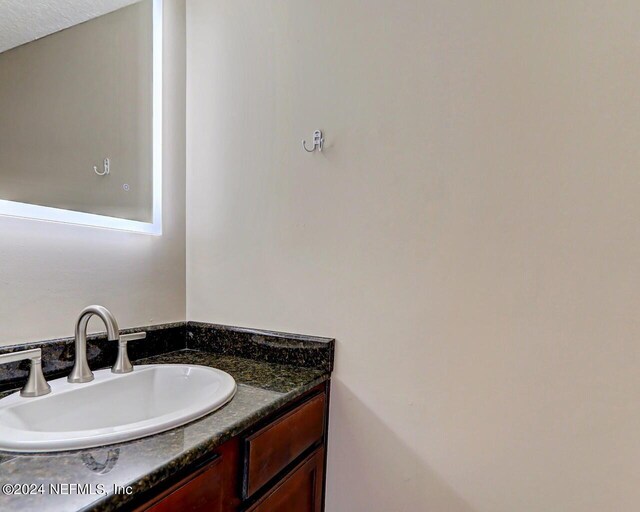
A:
0 0 141 54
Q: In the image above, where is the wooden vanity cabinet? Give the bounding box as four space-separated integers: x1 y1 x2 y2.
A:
140 456 225 512
137 438 241 512
243 392 326 499
245 447 324 512
137 383 329 512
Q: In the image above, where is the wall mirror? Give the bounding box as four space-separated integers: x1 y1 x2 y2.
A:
0 0 162 235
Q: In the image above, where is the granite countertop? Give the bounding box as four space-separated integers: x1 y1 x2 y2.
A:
0 349 329 512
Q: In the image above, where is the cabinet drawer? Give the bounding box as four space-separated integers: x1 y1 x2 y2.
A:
245 447 324 512
244 392 326 498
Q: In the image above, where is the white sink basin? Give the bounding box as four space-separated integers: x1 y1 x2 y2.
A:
0 364 236 453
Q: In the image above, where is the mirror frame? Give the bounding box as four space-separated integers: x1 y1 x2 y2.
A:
0 0 163 235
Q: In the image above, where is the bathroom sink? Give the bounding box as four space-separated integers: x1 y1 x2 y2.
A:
0 364 236 452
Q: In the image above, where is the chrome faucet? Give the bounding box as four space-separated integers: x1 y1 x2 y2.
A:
68 305 120 383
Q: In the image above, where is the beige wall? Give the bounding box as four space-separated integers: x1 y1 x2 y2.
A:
0 1 153 222
186 1 640 511
0 0 185 346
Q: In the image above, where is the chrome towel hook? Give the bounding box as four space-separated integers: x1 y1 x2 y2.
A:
302 130 324 153
94 158 110 176
93 158 111 176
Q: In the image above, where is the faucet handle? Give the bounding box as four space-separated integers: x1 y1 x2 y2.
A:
0 348 51 397
112 332 146 374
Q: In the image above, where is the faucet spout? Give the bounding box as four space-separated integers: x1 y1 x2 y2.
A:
68 305 120 383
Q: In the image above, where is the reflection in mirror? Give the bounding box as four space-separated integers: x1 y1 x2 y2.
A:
81 448 120 475
0 0 162 234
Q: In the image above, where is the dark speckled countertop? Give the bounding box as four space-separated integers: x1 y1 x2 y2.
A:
0 349 329 512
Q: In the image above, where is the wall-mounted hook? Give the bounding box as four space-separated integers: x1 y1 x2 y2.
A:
94 158 110 176
302 130 324 153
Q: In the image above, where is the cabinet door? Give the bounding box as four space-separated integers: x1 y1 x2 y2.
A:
141 456 224 512
138 438 241 512
246 447 324 512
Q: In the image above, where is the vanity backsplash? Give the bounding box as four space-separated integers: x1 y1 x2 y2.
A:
0 323 334 393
